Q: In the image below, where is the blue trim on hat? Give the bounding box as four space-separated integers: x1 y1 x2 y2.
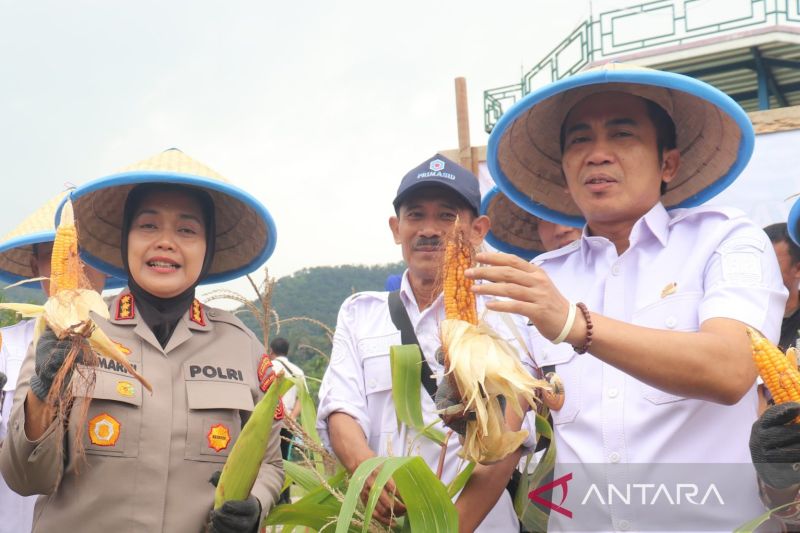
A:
788 197 800 248
55 170 278 285
487 68 755 225
0 231 126 289
480 188 541 261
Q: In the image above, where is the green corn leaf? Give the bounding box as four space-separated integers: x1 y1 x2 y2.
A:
517 412 557 532
263 500 342 531
447 462 475 498
336 456 457 533
283 459 321 493
389 345 446 445
735 501 800 532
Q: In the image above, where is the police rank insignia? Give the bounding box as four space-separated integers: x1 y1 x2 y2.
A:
116 294 135 320
207 423 231 452
190 299 206 326
89 413 121 446
257 354 276 392
274 399 285 421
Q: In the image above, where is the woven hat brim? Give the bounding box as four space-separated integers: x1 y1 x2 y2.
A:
788 197 800 247
0 231 54 285
481 188 546 260
487 66 755 226
59 171 277 285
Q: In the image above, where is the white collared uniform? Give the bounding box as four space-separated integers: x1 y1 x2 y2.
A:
272 356 305 413
0 320 37 533
527 203 787 532
317 272 529 532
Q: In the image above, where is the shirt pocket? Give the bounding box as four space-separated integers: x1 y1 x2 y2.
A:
536 342 582 425
362 354 395 438
185 380 254 463
632 291 702 405
72 368 143 458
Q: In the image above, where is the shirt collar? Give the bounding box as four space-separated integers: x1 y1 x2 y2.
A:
399 270 443 316
579 202 670 257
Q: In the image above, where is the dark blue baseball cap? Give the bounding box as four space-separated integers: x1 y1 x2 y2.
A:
393 154 481 214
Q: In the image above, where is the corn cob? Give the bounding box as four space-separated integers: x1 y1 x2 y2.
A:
0 199 152 392
748 328 800 416
443 232 477 325
49 201 79 295
439 229 550 463
214 375 284 509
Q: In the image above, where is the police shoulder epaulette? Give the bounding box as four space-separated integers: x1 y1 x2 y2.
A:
189 299 206 326
115 293 135 320
204 307 257 337
668 205 746 226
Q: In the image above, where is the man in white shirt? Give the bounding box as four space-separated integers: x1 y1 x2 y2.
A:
317 154 531 532
0 194 108 533
467 63 787 531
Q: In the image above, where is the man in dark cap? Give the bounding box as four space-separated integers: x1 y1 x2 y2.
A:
317 154 530 531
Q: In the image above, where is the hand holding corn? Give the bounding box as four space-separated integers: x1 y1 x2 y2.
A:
0 200 151 398
438 228 551 464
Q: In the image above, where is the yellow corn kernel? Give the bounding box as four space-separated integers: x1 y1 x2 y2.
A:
748 328 800 422
50 201 79 295
443 231 477 325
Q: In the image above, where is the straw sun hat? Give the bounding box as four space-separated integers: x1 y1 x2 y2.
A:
0 193 124 288
481 187 548 261
59 148 277 285
487 63 755 226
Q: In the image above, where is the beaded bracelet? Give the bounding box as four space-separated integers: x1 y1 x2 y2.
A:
573 302 593 354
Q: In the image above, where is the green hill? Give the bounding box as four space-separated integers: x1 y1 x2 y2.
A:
233 262 405 399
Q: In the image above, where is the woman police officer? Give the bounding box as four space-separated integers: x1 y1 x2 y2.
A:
0 149 283 532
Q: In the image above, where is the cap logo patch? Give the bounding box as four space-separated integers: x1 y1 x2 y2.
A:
116 294 135 320
207 423 231 452
417 159 456 181
89 413 121 446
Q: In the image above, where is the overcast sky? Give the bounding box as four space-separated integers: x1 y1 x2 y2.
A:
2 0 797 303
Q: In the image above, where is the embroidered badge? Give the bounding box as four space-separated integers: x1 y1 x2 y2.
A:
88 413 121 446
660 282 678 298
274 399 285 421
260 372 276 393
112 340 132 355
116 381 135 397
257 354 272 382
116 294 135 320
207 423 231 452
190 299 206 326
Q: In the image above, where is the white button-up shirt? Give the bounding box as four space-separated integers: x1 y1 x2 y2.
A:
527 203 787 531
317 272 530 532
0 319 37 533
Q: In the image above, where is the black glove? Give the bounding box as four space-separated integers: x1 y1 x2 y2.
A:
30 326 85 402
208 471 262 533
750 402 800 489
0 371 7 392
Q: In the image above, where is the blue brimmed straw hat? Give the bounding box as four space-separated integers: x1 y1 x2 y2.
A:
481 187 546 261
0 192 125 288
487 63 755 226
787 197 800 247
59 148 277 285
